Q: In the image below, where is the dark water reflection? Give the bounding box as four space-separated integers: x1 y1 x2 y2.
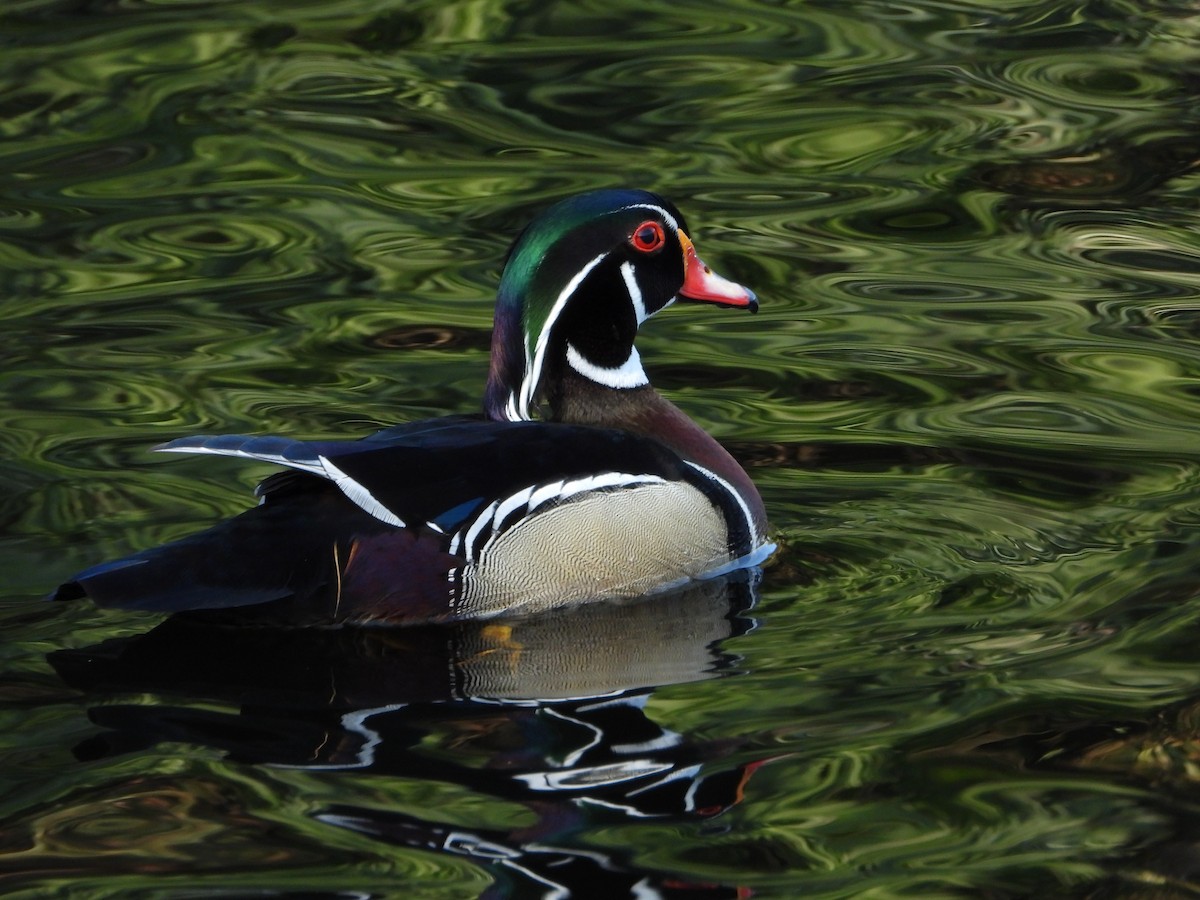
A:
48 578 760 898
5 0 1200 895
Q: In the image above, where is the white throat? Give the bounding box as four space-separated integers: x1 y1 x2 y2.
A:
565 343 649 389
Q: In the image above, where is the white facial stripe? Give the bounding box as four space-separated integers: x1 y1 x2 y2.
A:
566 342 649 389
520 250 609 421
619 202 679 234
318 455 405 527
620 260 647 324
512 204 681 421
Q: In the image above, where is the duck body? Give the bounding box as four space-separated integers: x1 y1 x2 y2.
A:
54 190 772 626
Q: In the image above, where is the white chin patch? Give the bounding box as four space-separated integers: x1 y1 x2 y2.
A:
565 343 649 389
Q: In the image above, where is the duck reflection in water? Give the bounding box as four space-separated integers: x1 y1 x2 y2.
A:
51 572 772 899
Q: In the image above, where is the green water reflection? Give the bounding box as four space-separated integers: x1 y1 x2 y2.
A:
4 0 1200 896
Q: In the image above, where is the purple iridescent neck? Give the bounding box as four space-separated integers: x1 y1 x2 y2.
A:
551 368 768 534
484 291 525 421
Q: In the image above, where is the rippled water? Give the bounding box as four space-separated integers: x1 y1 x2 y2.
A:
4 0 1200 896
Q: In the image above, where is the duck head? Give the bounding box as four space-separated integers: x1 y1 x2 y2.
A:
484 189 757 422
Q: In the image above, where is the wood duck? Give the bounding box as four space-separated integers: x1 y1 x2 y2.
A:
53 189 774 626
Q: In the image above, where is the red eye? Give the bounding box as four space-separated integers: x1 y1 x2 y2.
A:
630 220 665 253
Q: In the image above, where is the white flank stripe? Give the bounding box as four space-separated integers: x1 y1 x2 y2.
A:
317 455 405 527
527 479 566 513
493 485 535 528
566 343 648 389
683 460 758 544
520 251 609 420
463 500 499 562
620 260 647 324
618 202 679 234
453 473 671 562
475 473 668 563
557 471 659 498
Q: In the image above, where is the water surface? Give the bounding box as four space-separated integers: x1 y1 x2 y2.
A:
3 0 1200 896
